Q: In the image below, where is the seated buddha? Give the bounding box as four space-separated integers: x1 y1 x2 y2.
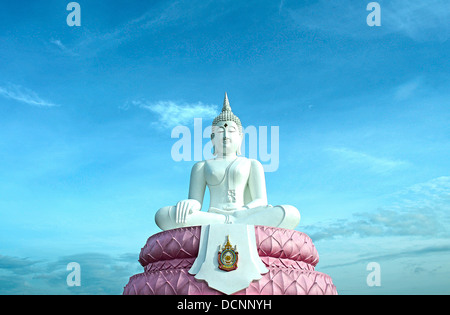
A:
155 93 300 231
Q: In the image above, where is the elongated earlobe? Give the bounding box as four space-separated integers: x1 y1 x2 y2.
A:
211 133 217 155
237 133 243 155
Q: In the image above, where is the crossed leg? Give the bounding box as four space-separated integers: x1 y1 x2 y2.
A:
155 204 300 231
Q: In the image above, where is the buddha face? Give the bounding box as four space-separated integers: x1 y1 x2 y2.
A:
211 121 243 157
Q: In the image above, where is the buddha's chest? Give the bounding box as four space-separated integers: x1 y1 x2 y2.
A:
204 158 250 188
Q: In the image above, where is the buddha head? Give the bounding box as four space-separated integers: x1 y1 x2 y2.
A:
211 93 243 157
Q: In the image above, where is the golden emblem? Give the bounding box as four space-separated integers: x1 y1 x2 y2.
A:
218 236 238 271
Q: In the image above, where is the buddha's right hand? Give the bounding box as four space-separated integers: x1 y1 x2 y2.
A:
175 199 201 224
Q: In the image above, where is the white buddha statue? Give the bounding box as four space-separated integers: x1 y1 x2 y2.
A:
155 93 300 231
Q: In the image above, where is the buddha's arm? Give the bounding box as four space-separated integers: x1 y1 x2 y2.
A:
174 161 206 224
246 159 268 209
188 161 206 207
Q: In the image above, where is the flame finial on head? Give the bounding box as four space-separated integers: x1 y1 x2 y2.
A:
212 93 242 133
222 92 232 111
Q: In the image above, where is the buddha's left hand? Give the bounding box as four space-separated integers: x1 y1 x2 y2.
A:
175 199 201 224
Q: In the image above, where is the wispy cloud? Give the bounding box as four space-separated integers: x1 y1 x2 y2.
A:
278 0 285 14
0 252 140 294
326 147 410 174
404 176 450 195
285 0 361 37
391 176 450 210
305 208 445 242
74 1 213 55
394 77 423 101
311 207 445 241
304 176 450 241
0 255 41 275
285 0 450 42
383 0 450 42
125 99 218 129
321 244 450 269
50 38 78 56
50 3 183 57
0 84 58 107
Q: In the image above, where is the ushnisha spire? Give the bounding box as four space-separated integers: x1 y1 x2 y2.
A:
222 92 232 112
212 93 243 133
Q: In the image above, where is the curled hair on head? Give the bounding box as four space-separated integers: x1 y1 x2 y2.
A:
210 93 244 156
212 93 243 134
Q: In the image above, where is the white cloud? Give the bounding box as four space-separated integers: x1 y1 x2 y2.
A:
285 0 450 42
392 176 450 207
321 244 450 269
285 1 361 36
128 99 218 129
0 84 58 107
278 0 285 14
383 0 450 42
326 147 410 174
304 176 450 241
0 252 140 294
394 77 423 101
50 38 78 56
50 39 67 50
76 1 213 55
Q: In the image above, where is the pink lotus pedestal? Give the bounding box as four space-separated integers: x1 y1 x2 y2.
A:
123 225 337 295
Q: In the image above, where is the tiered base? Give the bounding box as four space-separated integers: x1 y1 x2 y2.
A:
123 226 337 295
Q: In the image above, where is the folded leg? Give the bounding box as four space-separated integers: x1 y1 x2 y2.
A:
155 206 228 231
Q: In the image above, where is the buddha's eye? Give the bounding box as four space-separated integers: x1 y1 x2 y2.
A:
216 127 225 133
227 126 236 132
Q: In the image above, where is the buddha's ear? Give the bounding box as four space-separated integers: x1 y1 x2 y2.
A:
211 133 217 156
237 133 243 156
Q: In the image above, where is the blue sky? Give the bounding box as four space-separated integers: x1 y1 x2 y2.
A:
0 0 449 294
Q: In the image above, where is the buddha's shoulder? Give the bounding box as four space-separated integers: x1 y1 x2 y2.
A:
247 158 264 168
191 160 207 171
